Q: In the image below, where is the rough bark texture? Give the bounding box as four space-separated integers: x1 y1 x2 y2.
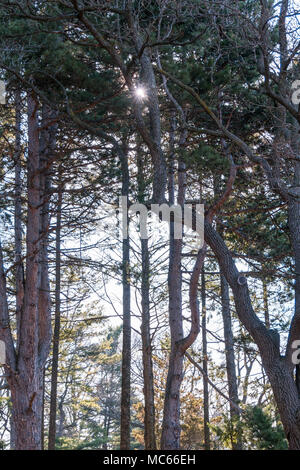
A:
14 89 24 357
160 232 184 449
201 268 210 450
137 147 157 450
220 273 242 450
38 104 54 367
160 114 205 449
0 93 54 450
140 237 157 449
120 147 131 450
10 93 44 449
48 182 62 450
204 219 300 449
160 119 184 450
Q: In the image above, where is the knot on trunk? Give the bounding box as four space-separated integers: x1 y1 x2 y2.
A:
237 275 247 286
26 392 36 414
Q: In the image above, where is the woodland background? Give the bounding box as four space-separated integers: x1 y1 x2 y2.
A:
0 0 300 451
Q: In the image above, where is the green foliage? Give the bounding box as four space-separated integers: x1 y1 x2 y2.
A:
243 406 288 450
212 406 287 450
211 413 242 450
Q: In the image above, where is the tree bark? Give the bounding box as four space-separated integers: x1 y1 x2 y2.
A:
120 145 131 450
140 237 157 449
2 94 54 450
204 219 300 449
160 114 205 449
48 179 62 450
137 146 156 449
201 267 210 450
14 89 24 357
220 272 242 450
9 93 44 449
160 229 184 449
160 116 185 450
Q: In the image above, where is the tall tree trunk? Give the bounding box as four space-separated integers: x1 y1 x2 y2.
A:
10 89 23 450
140 237 156 449
201 267 210 450
204 219 300 449
160 259 184 450
48 181 62 450
160 114 204 450
120 146 131 450
220 273 242 450
213 160 241 449
5 94 54 450
38 104 54 449
9 92 44 449
137 148 156 449
160 116 185 450
14 89 24 356
288 194 300 406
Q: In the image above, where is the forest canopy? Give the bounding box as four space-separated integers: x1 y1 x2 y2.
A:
0 0 300 452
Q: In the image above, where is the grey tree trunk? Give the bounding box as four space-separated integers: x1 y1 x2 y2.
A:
160 114 205 449
120 146 131 450
160 117 184 450
48 180 63 450
201 268 210 450
204 219 300 449
140 237 157 449
160 230 184 449
288 196 300 403
137 147 156 449
220 273 242 450
10 89 23 450
14 89 24 357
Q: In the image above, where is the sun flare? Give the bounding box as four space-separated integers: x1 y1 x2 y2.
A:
134 86 147 99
